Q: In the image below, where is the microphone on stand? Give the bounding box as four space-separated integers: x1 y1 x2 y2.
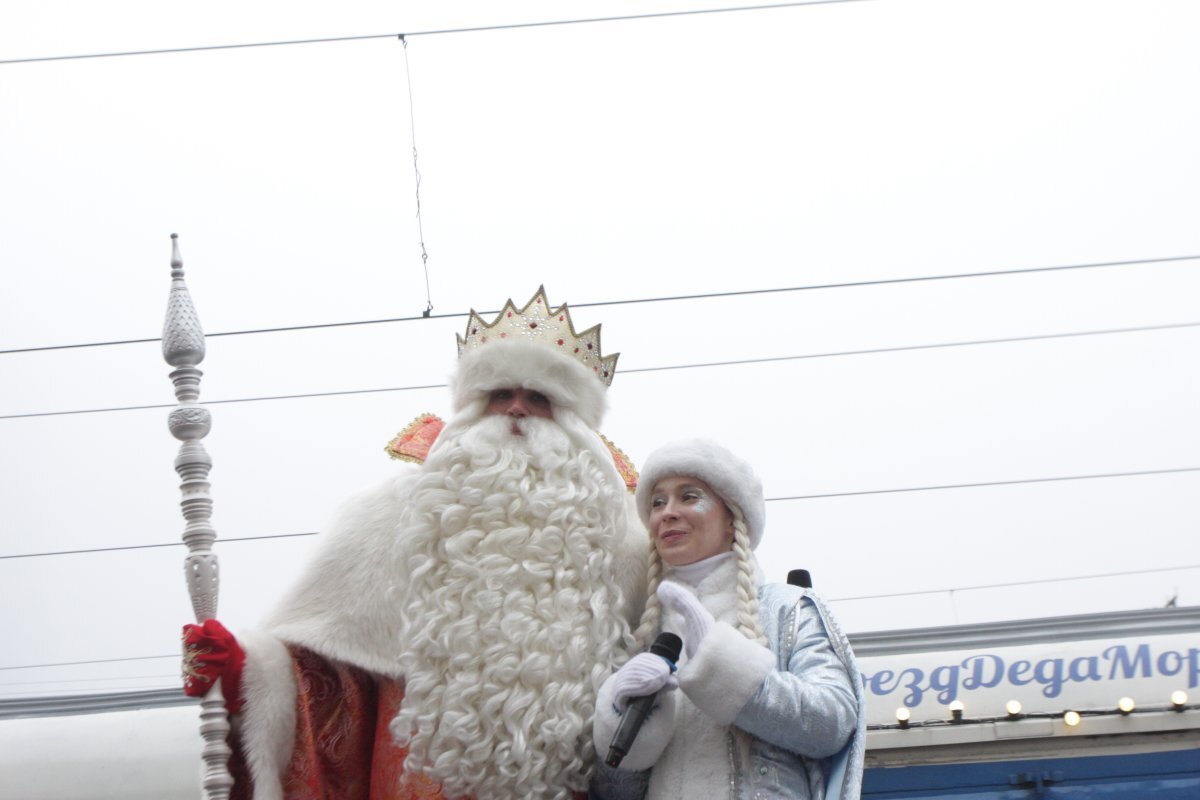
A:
605 632 683 768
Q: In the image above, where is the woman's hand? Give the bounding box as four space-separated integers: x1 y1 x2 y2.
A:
181 619 245 713
594 650 681 771
606 651 679 711
656 581 715 659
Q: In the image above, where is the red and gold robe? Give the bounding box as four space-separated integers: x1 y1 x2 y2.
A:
230 645 586 800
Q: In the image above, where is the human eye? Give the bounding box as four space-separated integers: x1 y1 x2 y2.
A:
650 496 666 509
491 389 513 401
529 390 550 407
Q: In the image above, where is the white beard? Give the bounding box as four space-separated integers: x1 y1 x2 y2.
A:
389 412 633 800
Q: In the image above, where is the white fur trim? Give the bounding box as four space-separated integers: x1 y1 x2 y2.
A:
593 672 678 772
450 341 609 429
635 439 766 550
263 471 419 678
677 621 774 725
237 629 297 800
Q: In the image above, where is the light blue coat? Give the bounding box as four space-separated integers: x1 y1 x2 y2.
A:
591 583 866 800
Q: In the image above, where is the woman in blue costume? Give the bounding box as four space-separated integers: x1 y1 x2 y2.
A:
591 439 865 800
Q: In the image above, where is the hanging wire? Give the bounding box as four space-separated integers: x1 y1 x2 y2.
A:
4 254 1198 355
400 35 434 317
0 2 878 66
4 318 1198 420
5 469 1200 560
4 561 1199 674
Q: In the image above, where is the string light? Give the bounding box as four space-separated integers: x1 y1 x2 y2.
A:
872 694 1195 732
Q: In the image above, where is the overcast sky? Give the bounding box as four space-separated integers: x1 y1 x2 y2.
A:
2 0 1198 700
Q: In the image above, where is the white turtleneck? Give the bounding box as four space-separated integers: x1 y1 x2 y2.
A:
648 553 754 800
666 550 737 586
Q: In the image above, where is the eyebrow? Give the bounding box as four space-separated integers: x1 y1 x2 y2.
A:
653 482 706 496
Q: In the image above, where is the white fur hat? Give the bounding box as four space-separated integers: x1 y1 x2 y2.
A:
450 341 609 429
634 438 766 550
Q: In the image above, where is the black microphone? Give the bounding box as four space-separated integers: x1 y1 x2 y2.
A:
605 632 683 768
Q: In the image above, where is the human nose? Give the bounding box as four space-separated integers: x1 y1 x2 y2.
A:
506 395 529 417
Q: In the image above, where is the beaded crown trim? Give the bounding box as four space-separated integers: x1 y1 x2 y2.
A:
456 286 619 387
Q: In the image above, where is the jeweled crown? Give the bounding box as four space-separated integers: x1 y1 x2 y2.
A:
456 286 619 387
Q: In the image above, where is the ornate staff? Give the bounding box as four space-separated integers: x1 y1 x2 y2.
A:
163 233 233 799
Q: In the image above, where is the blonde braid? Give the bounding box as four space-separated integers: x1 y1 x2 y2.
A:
731 506 767 646
631 544 664 650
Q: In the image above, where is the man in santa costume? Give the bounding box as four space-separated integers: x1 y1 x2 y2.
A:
184 288 648 800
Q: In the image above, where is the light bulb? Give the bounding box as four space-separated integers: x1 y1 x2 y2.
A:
949 700 964 722
895 707 910 728
1064 710 1081 727
1171 690 1188 710
1117 697 1135 715
1005 700 1022 719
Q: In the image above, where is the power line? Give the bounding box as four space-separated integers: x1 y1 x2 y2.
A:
3 318 1197 421
0 531 319 560
620 320 1200 375
0 655 175 672
3 252 1196 355
768 465 1200 501
0 1 875 66
5 466 1198 561
5 561 1197 674
0 674 179 688
833 563 1200 602
0 383 446 420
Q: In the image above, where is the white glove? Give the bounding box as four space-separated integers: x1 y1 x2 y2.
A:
606 651 679 712
657 581 715 660
593 653 680 771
